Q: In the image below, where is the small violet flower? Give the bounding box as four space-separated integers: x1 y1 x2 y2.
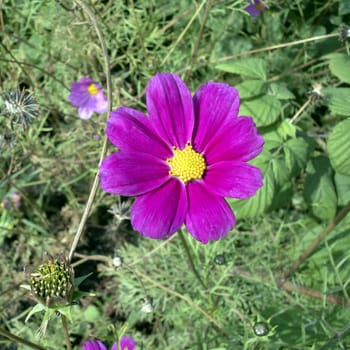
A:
99 73 264 244
2 192 21 210
245 0 266 16
69 77 108 120
83 337 137 350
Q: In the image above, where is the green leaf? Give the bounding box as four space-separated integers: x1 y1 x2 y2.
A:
328 118 350 175
84 304 102 323
236 80 265 98
303 156 337 221
283 138 315 176
74 272 93 287
25 303 47 323
277 120 296 139
269 83 295 100
323 88 350 116
339 0 350 15
325 53 350 84
334 173 350 206
228 150 275 218
216 58 267 81
240 95 281 127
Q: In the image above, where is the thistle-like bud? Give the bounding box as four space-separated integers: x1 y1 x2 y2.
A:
1 89 39 128
29 253 73 307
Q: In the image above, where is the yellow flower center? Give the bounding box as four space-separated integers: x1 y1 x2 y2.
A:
166 142 206 183
87 83 99 96
256 3 264 11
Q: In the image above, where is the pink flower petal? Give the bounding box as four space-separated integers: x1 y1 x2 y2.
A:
205 116 264 164
82 340 107 350
120 336 137 350
106 107 171 159
192 82 240 153
131 178 187 239
99 152 169 196
78 106 94 120
147 73 194 149
185 182 235 244
204 160 263 199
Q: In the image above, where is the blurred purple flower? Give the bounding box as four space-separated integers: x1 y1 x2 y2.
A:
99 73 264 244
245 0 266 16
2 192 21 209
69 77 108 120
83 336 137 350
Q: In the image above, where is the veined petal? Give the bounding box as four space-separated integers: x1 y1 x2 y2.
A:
99 152 169 196
192 82 240 153
106 107 171 159
204 160 263 199
185 182 235 244
78 106 93 120
205 116 264 164
131 178 187 239
147 73 194 149
120 336 137 350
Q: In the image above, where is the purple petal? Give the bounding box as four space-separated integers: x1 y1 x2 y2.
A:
146 73 194 149
99 152 169 196
78 105 94 120
82 340 107 350
120 336 137 350
205 117 264 164
185 182 235 244
131 178 187 239
94 90 108 113
245 0 265 16
192 82 240 153
106 107 171 159
111 344 117 350
204 161 263 199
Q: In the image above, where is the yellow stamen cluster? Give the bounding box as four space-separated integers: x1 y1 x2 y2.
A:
87 83 99 96
166 142 206 183
256 3 264 10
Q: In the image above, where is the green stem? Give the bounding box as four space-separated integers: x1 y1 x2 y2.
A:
184 0 215 82
281 201 350 280
178 230 207 289
68 0 116 262
61 314 72 350
0 327 46 350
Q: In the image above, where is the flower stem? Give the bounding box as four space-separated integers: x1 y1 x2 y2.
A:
281 201 350 280
0 327 46 350
68 0 115 262
61 314 72 350
184 0 215 82
178 230 207 290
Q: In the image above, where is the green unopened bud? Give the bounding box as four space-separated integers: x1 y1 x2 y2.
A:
29 253 73 307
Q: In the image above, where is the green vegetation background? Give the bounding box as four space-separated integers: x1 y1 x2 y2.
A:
1 0 350 349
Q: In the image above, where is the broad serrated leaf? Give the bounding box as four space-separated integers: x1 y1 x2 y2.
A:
215 58 267 81
328 118 350 175
304 156 337 221
240 95 281 127
334 173 350 206
277 120 296 139
284 138 315 176
325 53 350 84
323 88 350 116
269 83 295 100
236 80 265 98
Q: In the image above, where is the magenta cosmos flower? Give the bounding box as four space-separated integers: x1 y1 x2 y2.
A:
245 0 266 16
69 77 108 120
83 336 137 350
99 73 264 244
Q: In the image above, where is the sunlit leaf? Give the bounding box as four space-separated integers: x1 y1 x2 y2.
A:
216 58 267 81
304 156 337 221
328 118 350 175
323 88 350 117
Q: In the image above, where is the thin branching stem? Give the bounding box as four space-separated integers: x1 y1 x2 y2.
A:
178 230 207 290
61 314 72 350
68 0 116 262
0 327 47 350
184 0 215 82
281 201 350 280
